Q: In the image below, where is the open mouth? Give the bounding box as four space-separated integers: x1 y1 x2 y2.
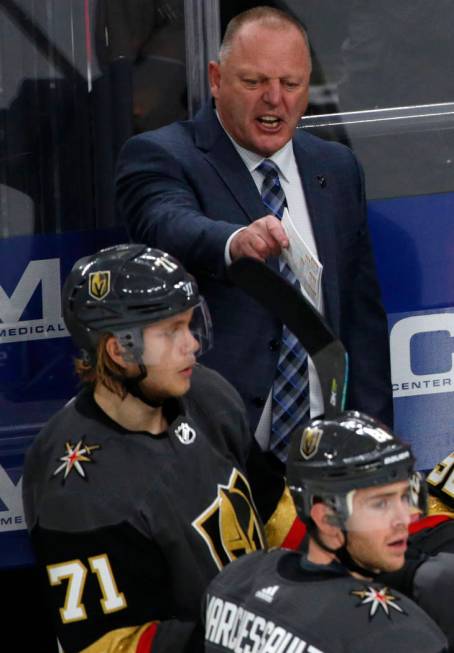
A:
257 115 282 129
387 538 407 551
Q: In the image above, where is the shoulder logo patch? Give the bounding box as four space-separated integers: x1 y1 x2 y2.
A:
255 585 279 604
193 468 265 570
52 437 100 483
351 586 406 619
174 422 197 445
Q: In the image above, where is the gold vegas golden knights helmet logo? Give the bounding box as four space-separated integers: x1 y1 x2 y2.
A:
192 469 265 570
300 426 323 460
88 271 111 300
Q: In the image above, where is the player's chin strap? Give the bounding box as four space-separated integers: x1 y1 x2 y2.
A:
93 340 164 407
335 540 379 580
98 359 162 408
123 364 164 408
304 519 340 556
305 519 379 579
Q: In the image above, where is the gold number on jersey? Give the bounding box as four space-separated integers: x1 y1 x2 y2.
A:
427 451 454 499
47 555 127 623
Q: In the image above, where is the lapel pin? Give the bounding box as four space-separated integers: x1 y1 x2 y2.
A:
317 175 327 188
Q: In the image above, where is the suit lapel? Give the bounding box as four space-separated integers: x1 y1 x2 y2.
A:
194 104 266 223
293 137 340 331
192 106 339 311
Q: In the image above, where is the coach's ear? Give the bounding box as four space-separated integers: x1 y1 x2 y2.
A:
208 60 221 99
310 502 344 549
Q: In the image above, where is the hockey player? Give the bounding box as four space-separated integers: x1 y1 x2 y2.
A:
204 412 448 653
22 244 293 653
409 449 454 553
378 450 454 650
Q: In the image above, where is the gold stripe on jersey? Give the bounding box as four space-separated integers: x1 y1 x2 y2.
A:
80 622 156 653
264 486 298 548
428 494 454 518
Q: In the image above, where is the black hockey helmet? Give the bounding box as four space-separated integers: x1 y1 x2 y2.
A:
62 243 212 362
287 411 423 526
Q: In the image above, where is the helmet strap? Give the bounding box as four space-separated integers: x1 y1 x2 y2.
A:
306 518 341 556
82 347 97 366
307 518 378 579
335 533 379 579
123 364 164 408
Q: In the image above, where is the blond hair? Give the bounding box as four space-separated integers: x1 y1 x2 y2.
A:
74 333 127 399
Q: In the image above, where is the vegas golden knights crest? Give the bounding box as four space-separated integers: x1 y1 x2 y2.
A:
300 426 322 460
193 469 265 570
89 271 111 300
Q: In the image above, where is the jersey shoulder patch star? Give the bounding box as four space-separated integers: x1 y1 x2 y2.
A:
351 585 407 619
52 437 100 483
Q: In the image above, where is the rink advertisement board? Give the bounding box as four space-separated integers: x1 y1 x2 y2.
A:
1 202 454 567
0 229 125 568
368 192 454 473
389 308 454 471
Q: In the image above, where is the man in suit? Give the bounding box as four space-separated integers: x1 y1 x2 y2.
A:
116 6 392 465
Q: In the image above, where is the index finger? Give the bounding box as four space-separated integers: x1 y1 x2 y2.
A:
266 217 289 248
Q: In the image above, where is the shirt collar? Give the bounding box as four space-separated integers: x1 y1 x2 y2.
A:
215 110 293 182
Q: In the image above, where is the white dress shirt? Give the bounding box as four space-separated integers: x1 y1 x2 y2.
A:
220 121 324 449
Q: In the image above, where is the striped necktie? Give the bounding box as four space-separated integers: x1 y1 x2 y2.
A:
257 158 310 462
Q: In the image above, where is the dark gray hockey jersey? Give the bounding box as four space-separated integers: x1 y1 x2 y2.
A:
23 365 266 653
205 548 448 653
379 515 454 651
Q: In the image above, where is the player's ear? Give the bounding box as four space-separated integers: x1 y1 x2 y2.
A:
105 336 128 369
311 502 344 550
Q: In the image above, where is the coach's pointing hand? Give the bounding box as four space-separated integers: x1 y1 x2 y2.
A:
229 215 289 262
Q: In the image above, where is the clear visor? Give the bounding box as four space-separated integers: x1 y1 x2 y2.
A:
113 299 213 367
340 473 424 533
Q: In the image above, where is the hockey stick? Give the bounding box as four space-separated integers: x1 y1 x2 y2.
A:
228 257 348 418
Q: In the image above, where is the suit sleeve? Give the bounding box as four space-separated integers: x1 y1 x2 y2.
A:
115 132 240 280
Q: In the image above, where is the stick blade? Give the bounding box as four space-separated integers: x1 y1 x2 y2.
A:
228 257 348 416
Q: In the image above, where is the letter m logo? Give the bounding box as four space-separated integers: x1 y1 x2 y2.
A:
0 259 62 323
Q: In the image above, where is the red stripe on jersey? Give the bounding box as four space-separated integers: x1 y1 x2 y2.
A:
281 516 307 550
137 623 159 653
409 514 451 534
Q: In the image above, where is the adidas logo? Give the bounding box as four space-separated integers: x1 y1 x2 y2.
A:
255 585 279 603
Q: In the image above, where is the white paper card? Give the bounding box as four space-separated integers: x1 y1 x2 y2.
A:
281 207 323 309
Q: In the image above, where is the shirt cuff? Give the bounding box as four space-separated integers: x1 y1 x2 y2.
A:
225 227 247 266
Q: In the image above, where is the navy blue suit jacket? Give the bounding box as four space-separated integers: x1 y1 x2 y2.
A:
116 103 393 430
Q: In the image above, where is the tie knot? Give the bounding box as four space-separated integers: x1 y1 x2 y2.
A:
257 159 280 181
